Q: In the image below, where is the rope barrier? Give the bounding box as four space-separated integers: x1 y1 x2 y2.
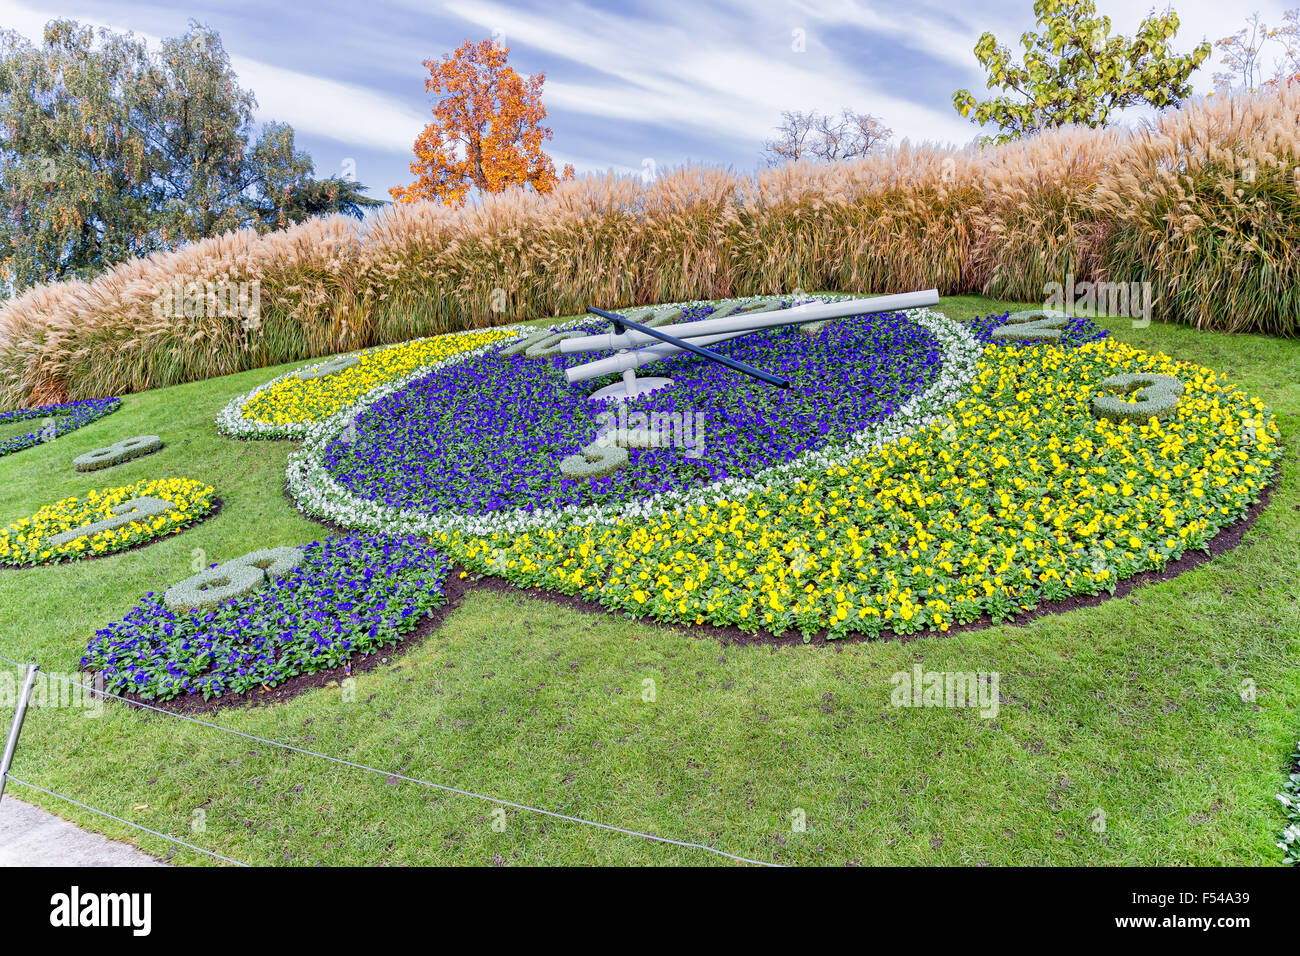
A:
0 649 780 866
3 774 249 866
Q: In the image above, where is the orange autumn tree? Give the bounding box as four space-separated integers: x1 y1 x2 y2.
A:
391 39 574 207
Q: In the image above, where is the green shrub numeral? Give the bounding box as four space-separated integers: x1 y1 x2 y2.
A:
47 496 175 547
1090 372 1183 423
559 440 629 478
73 435 162 472
990 310 1070 342
298 355 360 380
523 331 585 358
496 330 586 358
497 331 552 357
636 306 687 327
163 546 304 612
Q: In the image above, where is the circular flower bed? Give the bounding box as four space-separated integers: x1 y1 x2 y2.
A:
0 478 216 566
283 299 1278 641
321 307 944 515
217 328 528 439
0 397 120 459
287 304 981 539
82 534 450 700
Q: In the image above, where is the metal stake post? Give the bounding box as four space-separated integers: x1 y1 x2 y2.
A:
0 664 39 803
613 314 641 396
586 308 677 401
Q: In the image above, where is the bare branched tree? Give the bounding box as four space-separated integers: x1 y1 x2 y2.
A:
1213 9 1300 91
763 109 892 165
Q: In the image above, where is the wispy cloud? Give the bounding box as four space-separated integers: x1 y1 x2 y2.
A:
228 55 426 153
2 0 1295 193
441 0 979 155
791 0 1001 75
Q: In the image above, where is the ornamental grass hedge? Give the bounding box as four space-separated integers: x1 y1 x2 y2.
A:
1 86 1298 410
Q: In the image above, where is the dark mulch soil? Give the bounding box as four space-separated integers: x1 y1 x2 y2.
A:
105 479 1278 716
457 480 1276 649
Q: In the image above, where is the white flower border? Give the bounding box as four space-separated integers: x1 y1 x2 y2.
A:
1280 739 1300 864
284 304 982 537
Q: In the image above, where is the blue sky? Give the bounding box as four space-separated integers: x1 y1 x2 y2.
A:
1 0 1293 201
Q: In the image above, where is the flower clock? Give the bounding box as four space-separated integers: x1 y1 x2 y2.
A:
1 477 216 566
273 295 1276 642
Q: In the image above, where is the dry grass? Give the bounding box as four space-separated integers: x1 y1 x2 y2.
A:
1097 87 1300 336
1 86 1298 409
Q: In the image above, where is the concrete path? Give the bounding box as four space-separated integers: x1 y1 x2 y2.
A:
0 797 165 866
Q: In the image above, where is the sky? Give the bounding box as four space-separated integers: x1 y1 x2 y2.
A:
1 0 1295 201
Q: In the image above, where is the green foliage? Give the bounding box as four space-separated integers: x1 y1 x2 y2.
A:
1090 372 1183 422
523 332 584 358
497 331 554 358
73 435 162 472
0 19 383 294
641 307 687 327
45 496 174 547
559 441 628 478
953 0 1211 143
258 176 383 232
162 546 303 612
297 355 360 381
990 309 1070 341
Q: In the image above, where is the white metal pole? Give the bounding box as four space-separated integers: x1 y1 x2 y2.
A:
564 289 939 384
567 324 775 383
0 664 39 803
561 289 937 355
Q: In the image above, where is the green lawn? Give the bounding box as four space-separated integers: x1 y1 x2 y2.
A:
0 294 1296 866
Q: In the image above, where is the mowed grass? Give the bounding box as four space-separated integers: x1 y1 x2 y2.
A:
0 295 1296 866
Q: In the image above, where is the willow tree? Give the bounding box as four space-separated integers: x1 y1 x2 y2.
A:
0 19 382 294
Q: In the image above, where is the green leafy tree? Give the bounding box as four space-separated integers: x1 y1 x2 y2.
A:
254 176 384 231
952 0 1212 144
0 19 383 294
